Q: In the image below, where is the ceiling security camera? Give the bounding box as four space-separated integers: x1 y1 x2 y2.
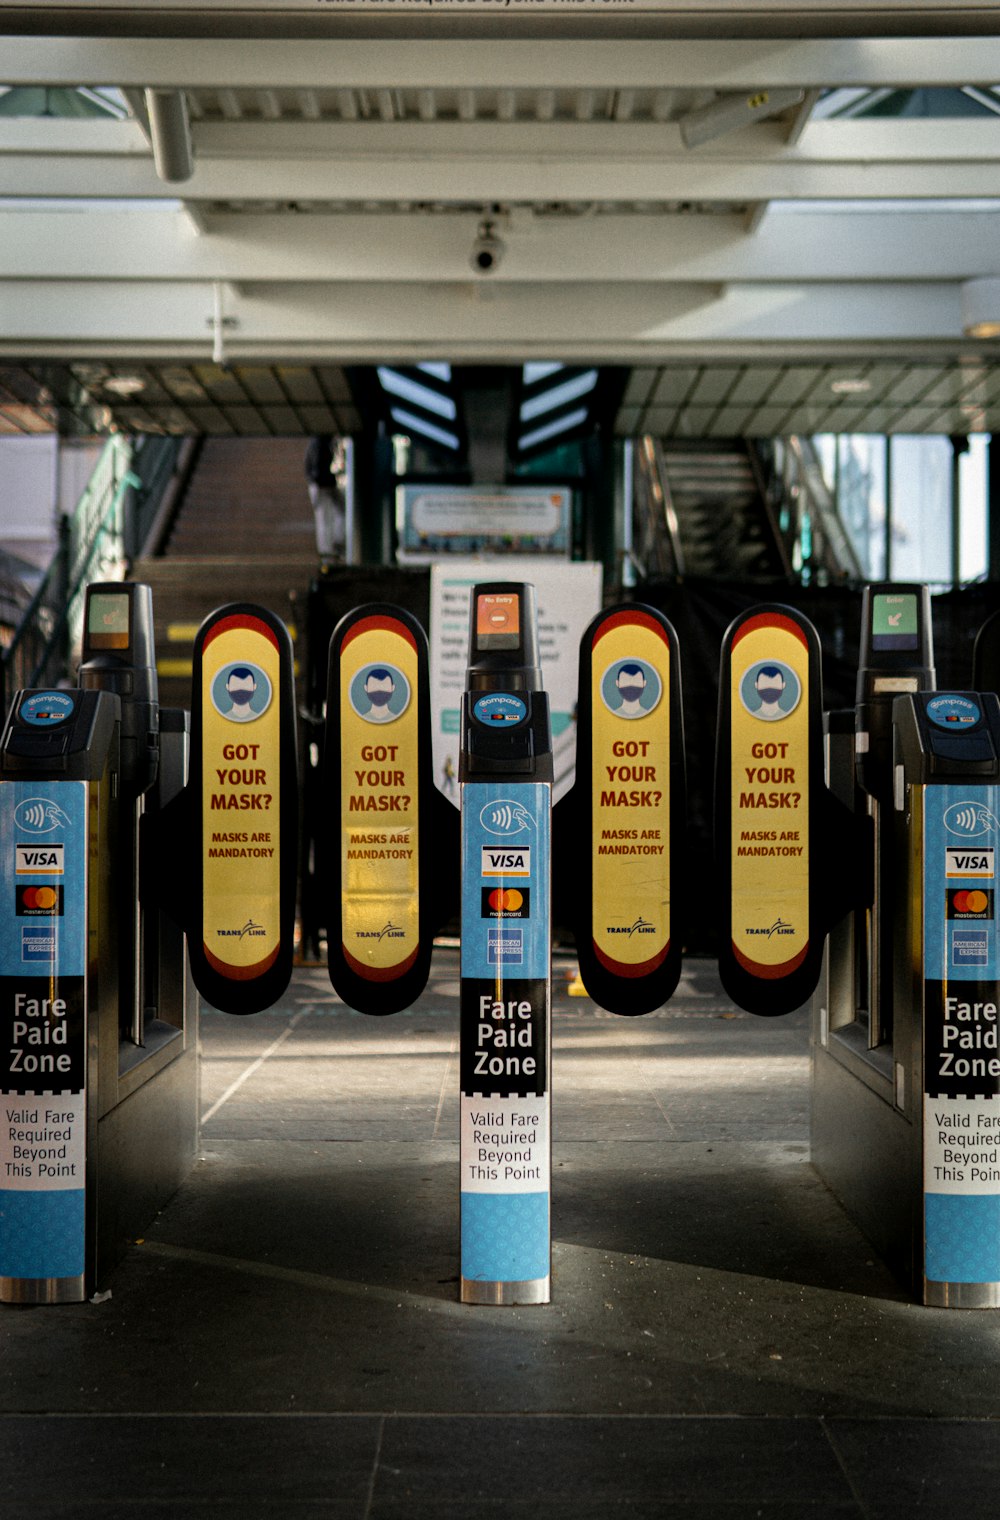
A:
470 221 506 276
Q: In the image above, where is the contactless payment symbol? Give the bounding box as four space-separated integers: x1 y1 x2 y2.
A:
13 797 71 833
210 661 272 724
479 799 534 835
944 801 1000 838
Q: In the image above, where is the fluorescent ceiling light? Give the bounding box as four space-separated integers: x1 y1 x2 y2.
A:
520 369 598 423
830 378 872 395
519 406 589 452
523 362 564 384
378 367 457 420
104 375 146 397
417 362 452 382
390 406 459 450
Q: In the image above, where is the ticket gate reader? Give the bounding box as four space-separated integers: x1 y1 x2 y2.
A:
854 584 935 1048
79 582 159 1048
0 583 197 1302
808 586 960 1301
459 583 552 1304
893 691 1000 1304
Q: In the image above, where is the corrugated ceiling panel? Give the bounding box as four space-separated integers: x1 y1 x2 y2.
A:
298 405 341 433
766 367 824 406
687 368 741 405
260 405 302 432
885 368 946 404
709 407 753 434
614 407 643 434
622 368 658 407
726 368 782 405
642 406 679 434
744 406 792 434
239 367 289 404
650 369 699 405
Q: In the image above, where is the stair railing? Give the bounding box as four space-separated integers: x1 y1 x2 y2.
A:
772 436 864 584
630 435 686 582
748 437 865 585
0 434 138 716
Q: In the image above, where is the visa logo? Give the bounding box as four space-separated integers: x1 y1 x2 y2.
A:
481 846 531 877
15 844 65 875
946 847 994 878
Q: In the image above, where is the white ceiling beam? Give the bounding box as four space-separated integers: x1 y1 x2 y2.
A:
0 279 968 354
4 115 997 164
3 124 1000 201
185 118 1000 160
3 37 1000 91
1 208 998 283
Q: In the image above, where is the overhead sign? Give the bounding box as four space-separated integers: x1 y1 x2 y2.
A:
573 604 684 1015
398 487 570 561
189 604 297 1015
716 603 825 1017
326 604 433 1014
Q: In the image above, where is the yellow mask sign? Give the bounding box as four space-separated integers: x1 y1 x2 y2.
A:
729 612 810 978
591 610 671 975
340 614 420 980
201 613 282 981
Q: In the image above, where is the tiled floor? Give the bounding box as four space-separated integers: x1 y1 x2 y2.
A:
3 954 1000 1516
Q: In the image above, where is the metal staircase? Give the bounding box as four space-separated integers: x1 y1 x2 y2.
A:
631 435 861 586
132 436 319 710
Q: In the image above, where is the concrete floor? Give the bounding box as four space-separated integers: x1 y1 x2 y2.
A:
3 952 1000 1517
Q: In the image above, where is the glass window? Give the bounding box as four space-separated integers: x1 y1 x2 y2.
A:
836 435 888 580
959 434 989 584
888 436 951 583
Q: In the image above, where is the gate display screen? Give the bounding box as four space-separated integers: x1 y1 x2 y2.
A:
86 591 131 651
872 592 919 653
476 592 521 651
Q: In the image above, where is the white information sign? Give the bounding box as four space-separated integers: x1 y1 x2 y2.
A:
430 557 602 806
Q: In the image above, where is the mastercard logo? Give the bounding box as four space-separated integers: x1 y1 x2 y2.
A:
953 890 989 913
16 884 63 915
481 886 530 918
948 888 993 918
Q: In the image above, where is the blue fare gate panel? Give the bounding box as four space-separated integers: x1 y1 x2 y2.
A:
0 780 88 1286
922 780 1000 1286
460 781 551 1289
